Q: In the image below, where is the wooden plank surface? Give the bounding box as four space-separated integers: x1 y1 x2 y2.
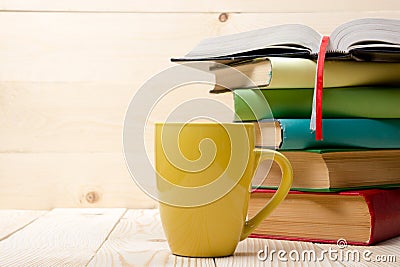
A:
0 208 126 267
0 82 130 152
0 82 230 152
0 0 399 13
0 209 398 266
0 210 47 241
1 12 399 83
88 209 215 266
0 153 156 209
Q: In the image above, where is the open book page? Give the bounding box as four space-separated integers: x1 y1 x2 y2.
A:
329 18 400 51
182 24 321 60
173 18 400 62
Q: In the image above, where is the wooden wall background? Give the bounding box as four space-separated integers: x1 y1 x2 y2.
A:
0 1 399 209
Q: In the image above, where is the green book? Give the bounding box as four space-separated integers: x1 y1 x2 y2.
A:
234 87 400 121
253 118 400 150
251 149 400 191
210 57 400 93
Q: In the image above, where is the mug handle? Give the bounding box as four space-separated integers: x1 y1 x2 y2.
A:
240 149 293 240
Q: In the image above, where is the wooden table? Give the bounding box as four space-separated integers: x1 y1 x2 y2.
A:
0 209 398 266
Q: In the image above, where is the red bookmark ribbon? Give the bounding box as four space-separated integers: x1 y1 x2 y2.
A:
312 35 330 141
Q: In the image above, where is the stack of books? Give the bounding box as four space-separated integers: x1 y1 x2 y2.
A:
172 18 400 245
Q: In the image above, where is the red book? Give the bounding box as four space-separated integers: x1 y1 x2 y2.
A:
248 188 400 245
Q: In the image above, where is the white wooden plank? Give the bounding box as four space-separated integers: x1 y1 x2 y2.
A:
0 0 398 13
0 12 399 83
0 82 230 152
216 238 343 267
0 208 126 267
0 209 397 266
0 153 156 209
0 81 130 152
0 12 205 83
88 209 215 266
0 210 47 241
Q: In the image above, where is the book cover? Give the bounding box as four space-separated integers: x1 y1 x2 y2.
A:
234 88 400 121
248 189 400 245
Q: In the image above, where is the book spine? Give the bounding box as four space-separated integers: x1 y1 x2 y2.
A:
278 118 400 150
363 189 400 245
233 88 400 121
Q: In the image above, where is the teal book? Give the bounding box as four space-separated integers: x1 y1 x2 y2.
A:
233 87 400 121
252 118 400 149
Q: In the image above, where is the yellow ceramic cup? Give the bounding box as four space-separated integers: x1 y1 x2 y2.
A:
155 122 292 257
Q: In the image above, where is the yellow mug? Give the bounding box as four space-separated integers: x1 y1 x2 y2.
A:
155 122 292 257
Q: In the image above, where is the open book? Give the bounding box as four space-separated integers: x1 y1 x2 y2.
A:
172 18 400 62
